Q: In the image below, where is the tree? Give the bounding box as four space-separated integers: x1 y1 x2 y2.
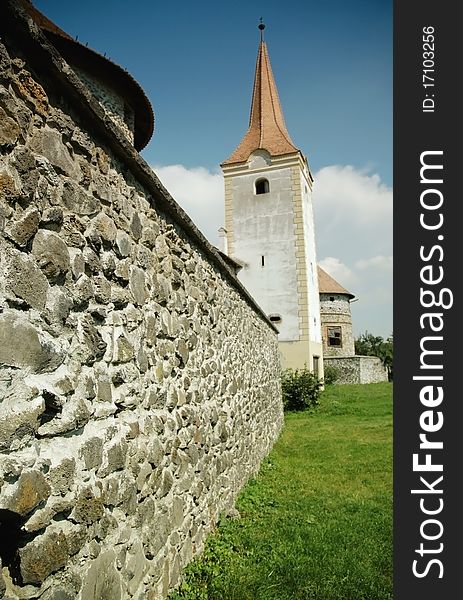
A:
355 331 393 381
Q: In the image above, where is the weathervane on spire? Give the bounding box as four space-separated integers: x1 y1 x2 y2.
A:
258 17 265 41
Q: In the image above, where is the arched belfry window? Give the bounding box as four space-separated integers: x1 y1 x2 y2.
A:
255 178 269 195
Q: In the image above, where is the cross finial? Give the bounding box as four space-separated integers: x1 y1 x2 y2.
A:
258 17 265 41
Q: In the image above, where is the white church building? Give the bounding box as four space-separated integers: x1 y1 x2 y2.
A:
219 23 323 376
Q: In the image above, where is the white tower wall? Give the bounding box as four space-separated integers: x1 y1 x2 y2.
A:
223 153 323 372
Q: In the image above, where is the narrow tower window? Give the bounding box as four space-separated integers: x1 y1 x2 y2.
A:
261 255 265 267
255 178 269 195
269 314 282 324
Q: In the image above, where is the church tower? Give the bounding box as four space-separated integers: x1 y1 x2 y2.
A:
220 23 323 374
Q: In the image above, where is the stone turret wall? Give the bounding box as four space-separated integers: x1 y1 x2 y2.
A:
0 5 283 598
319 293 355 358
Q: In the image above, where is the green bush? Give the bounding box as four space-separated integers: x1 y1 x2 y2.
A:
281 367 322 411
323 364 339 385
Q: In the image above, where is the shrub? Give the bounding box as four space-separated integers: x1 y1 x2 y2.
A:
281 367 322 411
323 364 339 385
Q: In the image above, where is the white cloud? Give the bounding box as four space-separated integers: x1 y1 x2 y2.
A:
355 255 393 271
313 165 392 264
313 164 392 226
318 257 357 287
314 165 392 337
152 164 224 246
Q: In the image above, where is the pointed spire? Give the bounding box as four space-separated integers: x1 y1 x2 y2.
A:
222 24 300 165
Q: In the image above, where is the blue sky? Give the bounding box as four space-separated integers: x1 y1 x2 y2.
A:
34 0 393 337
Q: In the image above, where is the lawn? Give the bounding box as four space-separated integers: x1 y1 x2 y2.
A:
169 382 393 600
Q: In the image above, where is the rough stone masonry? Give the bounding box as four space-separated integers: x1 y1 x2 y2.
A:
0 3 283 598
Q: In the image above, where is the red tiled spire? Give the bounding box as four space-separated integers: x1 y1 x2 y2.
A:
222 37 299 165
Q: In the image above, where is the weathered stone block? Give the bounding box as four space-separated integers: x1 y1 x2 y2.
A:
31 229 70 280
136 245 153 270
129 266 148 306
41 206 64 227
87 213 117 244
94 275 111 304
0 311 64 373
0 168 20 201
176 339 189 366
0 385 44 451
2 248 49 310
82 246 100 273
61 214 87 248
4 207 40 247
146 437 164 467
0 470 50 516
62 180 99 215
45 286 73 323
130 213 142 241
111 284 130 307
80 550 122 600
79 436 104 471
136 462 153 491
100 250 116 276
40 586 75 600
73 274 95 305
12 145 35 175
29 126 80 178
48 457 76 494
126 539 148 596
158 469 174 498
152 273 171 304
70 486 104 525
19 528 69 585
140 225 157 248
144 314 157 346
95 148 109 174
0 106 20 147
154 234 169 259
99 438 127 477
15 71 49 117
96 376 112 403
112 334 134 364
114 256 130 281
91 170 112 202
115 230 132 257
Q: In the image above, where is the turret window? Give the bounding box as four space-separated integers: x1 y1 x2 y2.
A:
255 178 270 195
327 326 342 347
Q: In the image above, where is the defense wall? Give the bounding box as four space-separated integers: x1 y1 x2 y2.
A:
324 356 389 384
0 4 283 598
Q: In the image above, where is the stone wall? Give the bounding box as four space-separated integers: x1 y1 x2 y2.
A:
324 356 388 384
0 5 283 598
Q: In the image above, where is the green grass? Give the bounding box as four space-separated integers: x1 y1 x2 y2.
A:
168 382 392 600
